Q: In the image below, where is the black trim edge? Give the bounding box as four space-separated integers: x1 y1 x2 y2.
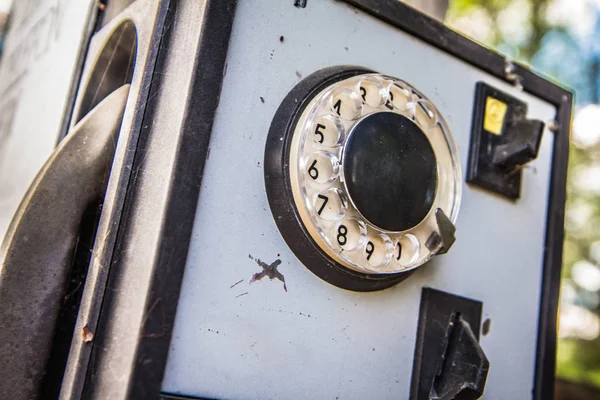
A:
534 92 572 400
82 0 238 398
62 1 173 398
125 0 238 396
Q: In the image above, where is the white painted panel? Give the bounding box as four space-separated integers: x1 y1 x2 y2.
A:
163 1 556 399
0 0 95 240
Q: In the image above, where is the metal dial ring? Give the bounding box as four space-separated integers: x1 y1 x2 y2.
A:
264 66 461 291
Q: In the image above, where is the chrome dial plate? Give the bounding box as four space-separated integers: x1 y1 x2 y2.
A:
289 73 462 274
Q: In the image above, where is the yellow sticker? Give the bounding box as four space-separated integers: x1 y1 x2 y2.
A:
483 96 508 135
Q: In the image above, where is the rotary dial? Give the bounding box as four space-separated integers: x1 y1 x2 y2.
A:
288 73 461 274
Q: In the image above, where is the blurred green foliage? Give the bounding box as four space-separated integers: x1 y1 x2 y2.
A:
447 0 600 390
449 0 552 59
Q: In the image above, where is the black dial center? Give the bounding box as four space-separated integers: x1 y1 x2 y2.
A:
343 112 438 232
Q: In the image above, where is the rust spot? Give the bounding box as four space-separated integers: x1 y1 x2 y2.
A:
296 71 302 78
82 325 94 343
249 254 287 292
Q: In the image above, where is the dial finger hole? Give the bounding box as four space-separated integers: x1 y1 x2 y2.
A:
312 115 344 147
363 233 394 268
304 151 339 184
314 188 348 221
394 234 420 267
358 79 386 108
386 82 415 112
333 217 367 252
331 89 362 120
415 99 438 129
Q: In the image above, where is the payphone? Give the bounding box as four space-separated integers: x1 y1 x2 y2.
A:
0 1 572 399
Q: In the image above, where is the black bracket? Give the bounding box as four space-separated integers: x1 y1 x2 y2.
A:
467 82 545 199
410 288 489 400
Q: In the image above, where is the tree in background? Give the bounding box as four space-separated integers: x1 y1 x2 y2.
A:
404 0 450 20
446 0 600 391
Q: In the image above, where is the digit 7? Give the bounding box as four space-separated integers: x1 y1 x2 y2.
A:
316 194 328 215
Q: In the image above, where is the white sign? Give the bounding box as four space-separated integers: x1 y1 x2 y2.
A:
0 0 96 239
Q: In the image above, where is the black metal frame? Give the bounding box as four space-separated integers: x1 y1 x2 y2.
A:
83 0 571 399
123 0 238 395
78 0 237 398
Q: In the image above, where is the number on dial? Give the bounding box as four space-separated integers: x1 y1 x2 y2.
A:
305 151 338 184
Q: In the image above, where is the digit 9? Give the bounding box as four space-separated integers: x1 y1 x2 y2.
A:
364 233 393 268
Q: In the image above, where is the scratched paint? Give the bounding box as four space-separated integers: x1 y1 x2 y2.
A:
248 254 287 292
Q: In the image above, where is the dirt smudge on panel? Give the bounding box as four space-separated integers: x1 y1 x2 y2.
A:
230 279 244 289
294 0 307 8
